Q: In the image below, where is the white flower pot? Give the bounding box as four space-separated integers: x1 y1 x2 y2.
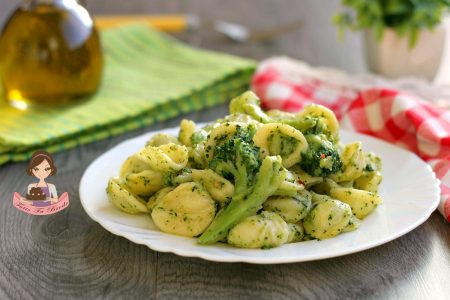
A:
364 25 446 80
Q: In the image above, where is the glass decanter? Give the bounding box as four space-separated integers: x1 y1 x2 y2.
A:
0 0 103 109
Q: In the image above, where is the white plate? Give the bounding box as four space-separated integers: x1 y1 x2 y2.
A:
79 126 440 264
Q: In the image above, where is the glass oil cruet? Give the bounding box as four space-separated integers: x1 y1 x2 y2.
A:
0 0 103 109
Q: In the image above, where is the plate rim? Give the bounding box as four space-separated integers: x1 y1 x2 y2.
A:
79 126 441 264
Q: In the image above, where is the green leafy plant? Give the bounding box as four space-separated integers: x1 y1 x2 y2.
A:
334 0 450 48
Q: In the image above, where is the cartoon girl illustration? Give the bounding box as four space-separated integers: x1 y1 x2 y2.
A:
21 150 59 206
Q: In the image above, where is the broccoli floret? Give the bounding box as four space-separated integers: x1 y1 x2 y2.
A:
197 125 286 244
208 124 260 197
300 134 342 177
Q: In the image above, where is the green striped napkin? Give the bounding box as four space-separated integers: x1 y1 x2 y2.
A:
0 24 255 165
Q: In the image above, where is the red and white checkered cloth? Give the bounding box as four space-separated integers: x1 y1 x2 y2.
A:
252 57 450 222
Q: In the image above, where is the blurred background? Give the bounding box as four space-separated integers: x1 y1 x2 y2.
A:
0 0 366 73
2 0 450 164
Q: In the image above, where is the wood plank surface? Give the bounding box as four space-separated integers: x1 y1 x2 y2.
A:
0 1 449 299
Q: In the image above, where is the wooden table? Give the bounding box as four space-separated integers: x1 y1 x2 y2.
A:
0 1 449 299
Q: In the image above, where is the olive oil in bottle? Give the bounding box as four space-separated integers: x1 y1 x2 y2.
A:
0 0 103 109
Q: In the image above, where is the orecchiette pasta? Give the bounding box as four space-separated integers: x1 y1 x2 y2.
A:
266 109 298 122
300 104 339 139
179 119 197 147
220 113 260 125
273 169 304 196
344 215 361 232
227 211 289 248
119 153 152 178
187 143 208 169
331 142 365 182
123 169 164 196
147 187 174 212
252 123 308 168
310 191 335 204
287 222 304 243
163 168 193 186
204 122 245 160
263 190 312 223
146 133 181 147
106 177 148 214
140 143 188 172
151 182 216 237
290 166 324 187
303 199 353 240
191 169 234 202
364 152 382 172
354 171 382 193
329 187 382 219
106 90 383 249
